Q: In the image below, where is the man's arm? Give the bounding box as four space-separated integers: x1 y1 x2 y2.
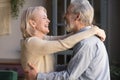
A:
25 63 70 80
37 71 69 80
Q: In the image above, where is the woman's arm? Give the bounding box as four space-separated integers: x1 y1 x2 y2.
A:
27 26 105 55
45 26 105 41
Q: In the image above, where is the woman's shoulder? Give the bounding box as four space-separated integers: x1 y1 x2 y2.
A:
25 37 42 43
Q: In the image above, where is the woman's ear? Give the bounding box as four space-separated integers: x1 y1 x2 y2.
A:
29 19 36 28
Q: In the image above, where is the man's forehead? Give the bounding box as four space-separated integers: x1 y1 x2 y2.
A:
67 5 73 13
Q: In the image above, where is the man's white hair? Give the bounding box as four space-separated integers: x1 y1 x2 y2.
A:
70 0 94 26
71 0 89 3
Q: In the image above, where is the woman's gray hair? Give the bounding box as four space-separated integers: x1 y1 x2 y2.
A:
70 0 94 26
20 6 46 39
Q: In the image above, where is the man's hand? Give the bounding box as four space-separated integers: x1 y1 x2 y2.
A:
24 63 38 80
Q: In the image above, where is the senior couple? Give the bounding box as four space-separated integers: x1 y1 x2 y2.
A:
20 0 110 80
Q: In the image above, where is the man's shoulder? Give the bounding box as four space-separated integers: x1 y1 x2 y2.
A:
79 36 102 46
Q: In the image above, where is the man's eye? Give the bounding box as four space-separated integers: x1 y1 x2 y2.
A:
43 17 47 19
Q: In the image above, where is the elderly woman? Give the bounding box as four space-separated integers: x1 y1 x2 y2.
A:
20 6 105 74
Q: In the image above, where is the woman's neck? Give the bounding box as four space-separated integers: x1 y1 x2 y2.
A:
34 31 46 39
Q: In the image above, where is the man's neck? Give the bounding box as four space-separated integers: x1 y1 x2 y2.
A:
73 24 85 33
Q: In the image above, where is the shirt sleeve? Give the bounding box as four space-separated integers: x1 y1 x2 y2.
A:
36 40 93 80
37 71 69 80
27 28 96 55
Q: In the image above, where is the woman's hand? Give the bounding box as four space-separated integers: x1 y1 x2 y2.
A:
93 25 106 41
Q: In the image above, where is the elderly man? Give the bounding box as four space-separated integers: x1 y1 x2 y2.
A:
25 0 110 80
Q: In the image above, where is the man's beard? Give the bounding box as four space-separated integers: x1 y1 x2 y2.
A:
66 23 74 32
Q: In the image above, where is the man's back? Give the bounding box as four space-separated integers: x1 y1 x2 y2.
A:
68 27 110 80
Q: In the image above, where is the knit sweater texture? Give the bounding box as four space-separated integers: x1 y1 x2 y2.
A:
21 28 96 73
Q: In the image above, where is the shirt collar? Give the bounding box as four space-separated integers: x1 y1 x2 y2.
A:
78 26 92 32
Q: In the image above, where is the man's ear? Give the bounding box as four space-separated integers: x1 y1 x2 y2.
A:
75 13 81 21
29 19 36 28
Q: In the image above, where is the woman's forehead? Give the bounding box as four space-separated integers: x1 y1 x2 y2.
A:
39 10 47 17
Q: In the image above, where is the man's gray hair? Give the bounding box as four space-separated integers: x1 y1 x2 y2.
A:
71 0 88 3
70 0 94 25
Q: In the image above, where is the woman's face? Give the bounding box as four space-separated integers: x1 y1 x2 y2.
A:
34 9 50 35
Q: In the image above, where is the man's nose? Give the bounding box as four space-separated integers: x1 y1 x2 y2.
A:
47 19 50 23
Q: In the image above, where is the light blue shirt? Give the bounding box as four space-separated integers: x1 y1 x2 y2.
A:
37 26 110 80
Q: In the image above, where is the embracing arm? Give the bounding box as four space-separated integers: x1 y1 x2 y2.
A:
45 26 105 41
24 63 69 80
28 26 105 55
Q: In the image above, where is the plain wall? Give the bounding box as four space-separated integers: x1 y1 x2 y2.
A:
0 0 45 63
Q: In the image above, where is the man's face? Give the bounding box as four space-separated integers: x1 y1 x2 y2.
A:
34 9 50 34
64 5 76 32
